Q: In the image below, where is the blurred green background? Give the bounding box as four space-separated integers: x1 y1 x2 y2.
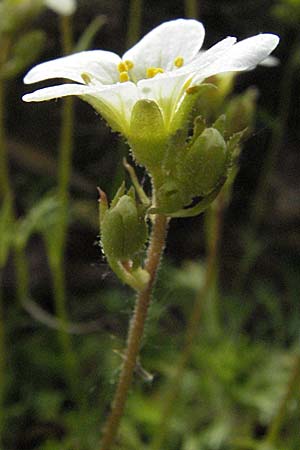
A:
1 0 300 449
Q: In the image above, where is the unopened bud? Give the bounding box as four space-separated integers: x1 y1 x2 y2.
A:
180 127 227 197
101 191 148 261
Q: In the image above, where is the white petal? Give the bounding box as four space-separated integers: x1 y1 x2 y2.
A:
24 50 121 85
191 33 279 84
123 19 205 81
138 73 190 128
84 82 140 133
45 0 76 15
259 55 279 67
23 82 140 135
22 83 97 102
179 37 237 74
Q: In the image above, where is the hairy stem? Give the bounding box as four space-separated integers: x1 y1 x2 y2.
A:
152 194 224 450
100 213 169 450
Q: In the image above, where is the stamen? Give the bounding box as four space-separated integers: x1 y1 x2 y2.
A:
119 71 129 82
118 62 128 73
146 67 164 78
81 72 92 84
124 60 134 70
174 56 184 68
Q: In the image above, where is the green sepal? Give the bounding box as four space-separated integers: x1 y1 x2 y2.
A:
152 126 230 217
212 114 226 135
110 182 126 208
192 115 206 140
227 129 248 161
169 83 216 136
106 257 150 292
128 99 168 170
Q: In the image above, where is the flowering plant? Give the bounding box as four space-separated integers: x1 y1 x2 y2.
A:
23 19 280 450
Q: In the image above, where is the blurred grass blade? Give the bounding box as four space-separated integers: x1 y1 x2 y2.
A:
0 196 13 267
0 30 46 80
74 15 107 52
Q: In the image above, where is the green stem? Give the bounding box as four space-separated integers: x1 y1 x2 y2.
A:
264 354 300 446
126 0 143 48
152 193 224 450
184 0 198 19
100 213 169 450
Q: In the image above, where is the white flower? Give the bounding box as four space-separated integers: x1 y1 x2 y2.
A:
23 19 279 136
45 0 76 16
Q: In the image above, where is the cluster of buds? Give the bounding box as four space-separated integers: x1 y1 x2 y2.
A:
99 81 258 288
127 81 257 218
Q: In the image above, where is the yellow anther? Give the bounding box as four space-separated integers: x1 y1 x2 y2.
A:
81 72 92 84
119 71 129 82
124 60 134 70
186 86 199 95
118 62 128 73
174 56 184 68
146 67 164 78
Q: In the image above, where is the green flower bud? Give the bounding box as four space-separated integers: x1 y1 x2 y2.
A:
179 127 228 198
101 191 148 261
128 99 168 170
